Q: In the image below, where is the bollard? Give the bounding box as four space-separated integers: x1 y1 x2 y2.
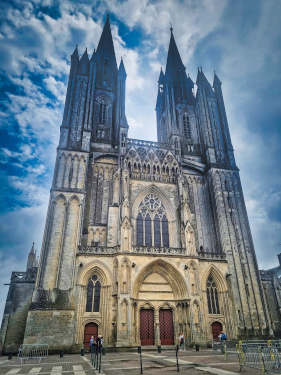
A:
60 351 64 358
176 345 179 372
8 353 12 360
195 344 200 352
157 345 161 353
138 346 143 374
98 348 102 374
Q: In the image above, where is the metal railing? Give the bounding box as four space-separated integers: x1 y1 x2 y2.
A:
18 344 48 365
236 340 281 374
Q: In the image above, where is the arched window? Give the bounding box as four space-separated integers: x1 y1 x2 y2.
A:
135 193 169 247
183 113 191 138
136 213 143 246
162 215 169 247
99 100 106 124
154 215 161 247
145 214 152 246
206 275 220 314
86 274 101 312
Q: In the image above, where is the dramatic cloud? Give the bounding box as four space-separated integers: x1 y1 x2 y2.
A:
0 0 280 322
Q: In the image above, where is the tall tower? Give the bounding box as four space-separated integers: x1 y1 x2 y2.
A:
156 29 268 337
21 17 129 350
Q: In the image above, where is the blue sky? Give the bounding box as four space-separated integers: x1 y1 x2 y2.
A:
0 0 281 320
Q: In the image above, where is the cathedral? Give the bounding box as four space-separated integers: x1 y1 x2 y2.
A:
0 16 275 352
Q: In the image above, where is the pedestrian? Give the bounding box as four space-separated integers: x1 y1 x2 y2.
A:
89 335 94 353
219 331 227 341
179 333 185 351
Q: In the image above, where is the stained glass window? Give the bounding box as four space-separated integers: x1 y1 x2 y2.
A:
85 275 101 312
154 215 161 247
206 276 220 314
162 215 169 247
86 280 93 312
136 213 143 246
145 214 152 246
136 193 169 247
93 281 101 312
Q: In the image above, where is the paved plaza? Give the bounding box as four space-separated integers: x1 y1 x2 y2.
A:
0 350 258 375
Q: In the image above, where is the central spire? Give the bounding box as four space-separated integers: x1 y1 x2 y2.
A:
165 28 185 82
96 14 117 71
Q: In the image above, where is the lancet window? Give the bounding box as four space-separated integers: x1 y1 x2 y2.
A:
136 193 169 247
99 100 106 124
206 275 220 314
86 274 101 313
183 113 191 138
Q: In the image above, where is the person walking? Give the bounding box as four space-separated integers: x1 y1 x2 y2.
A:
179 333 185 351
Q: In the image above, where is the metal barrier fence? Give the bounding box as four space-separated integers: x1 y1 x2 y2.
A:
18 344 48 365
90 344 103 373
236 340 281 374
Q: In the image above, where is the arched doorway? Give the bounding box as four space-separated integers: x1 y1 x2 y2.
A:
159 309 174 345
211 321 222 340
84 323 98 348
140 309 154 345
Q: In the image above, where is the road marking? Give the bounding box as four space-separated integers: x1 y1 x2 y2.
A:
6 369 21 374
197 366 238 375
51 366 62 375
164 358 193 365
73 364 85 375
141 353 167 358
29 368 42 374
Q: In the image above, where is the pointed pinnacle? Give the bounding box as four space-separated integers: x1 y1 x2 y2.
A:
71 45 79 59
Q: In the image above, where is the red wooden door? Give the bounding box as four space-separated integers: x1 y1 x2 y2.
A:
159 309 174 345
140 309 154 345
84 323 98 348
211 321 222 340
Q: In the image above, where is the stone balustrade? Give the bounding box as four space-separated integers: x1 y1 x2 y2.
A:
197 250 226 260
77 245 119 255
132 246 186 255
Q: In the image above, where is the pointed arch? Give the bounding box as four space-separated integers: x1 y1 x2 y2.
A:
79 260 112 287
133 259 188 300
132 184 175 222
201 265 227 293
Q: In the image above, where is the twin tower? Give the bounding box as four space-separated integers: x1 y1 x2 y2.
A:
1 15 271 352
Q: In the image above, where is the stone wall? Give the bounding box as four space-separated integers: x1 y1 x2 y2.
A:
24 310 77 351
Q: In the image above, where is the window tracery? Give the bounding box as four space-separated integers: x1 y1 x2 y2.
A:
206 275 220 314
86 274 101 312
136 193 169 247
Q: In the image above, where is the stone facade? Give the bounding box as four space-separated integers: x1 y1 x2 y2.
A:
1 16 276 352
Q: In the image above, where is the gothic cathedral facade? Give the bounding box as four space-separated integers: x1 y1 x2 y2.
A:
4 16 272 351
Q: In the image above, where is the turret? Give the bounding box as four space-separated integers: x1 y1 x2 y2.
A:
117 58 128 149
78 48 89 75
26 242 38 271
213 72 236 169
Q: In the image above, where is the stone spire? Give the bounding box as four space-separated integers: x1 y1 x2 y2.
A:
78 48 89 75
118 57 127 78
26 242 38 271
196 67 214 96
165 28 186 83
96 14 117 71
